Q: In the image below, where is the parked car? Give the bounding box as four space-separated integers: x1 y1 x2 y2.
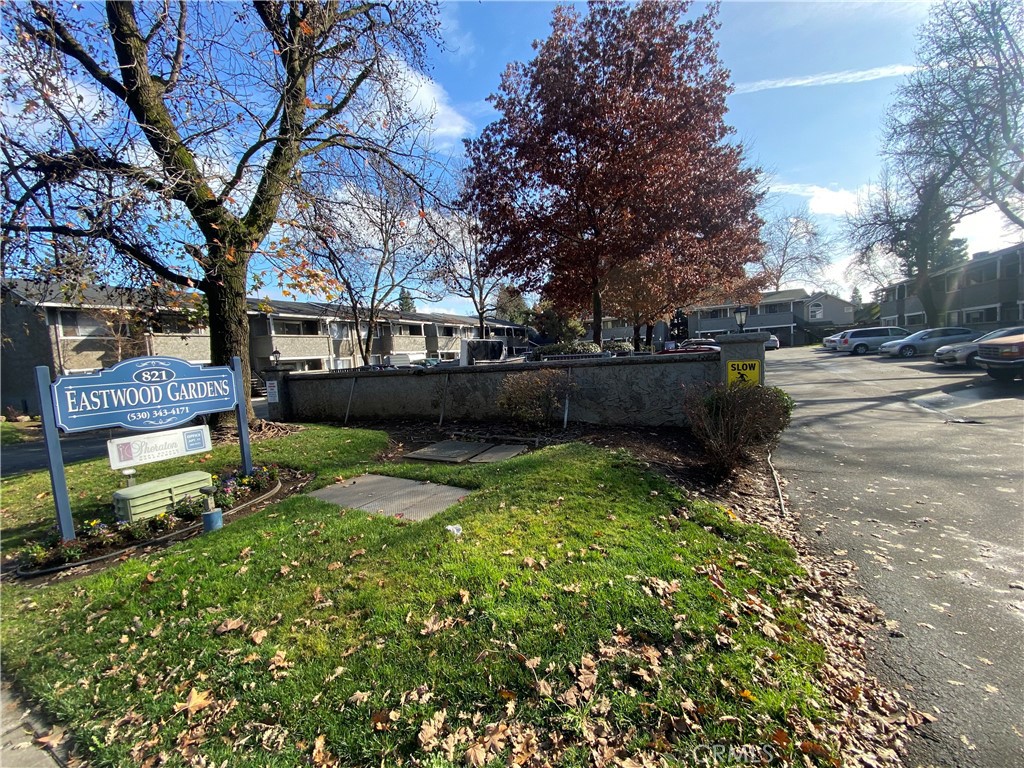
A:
822 333 842 350
836 326 910 355
764 334 780 350
658 339 720 354
974 332 1024 382
878 327 975 358
933 326 1024 367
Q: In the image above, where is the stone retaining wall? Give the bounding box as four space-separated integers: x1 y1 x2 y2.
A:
270 334 767 428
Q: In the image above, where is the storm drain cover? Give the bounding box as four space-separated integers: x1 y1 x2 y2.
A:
404 440 495 463
308 475 468 521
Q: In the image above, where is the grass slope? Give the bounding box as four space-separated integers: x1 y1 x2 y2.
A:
1 428 837 767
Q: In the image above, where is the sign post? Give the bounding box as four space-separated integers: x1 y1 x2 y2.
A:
38 356 254 541
34 367 76 541
232 357 254 475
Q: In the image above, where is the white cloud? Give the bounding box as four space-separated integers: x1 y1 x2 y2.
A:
439 3 477 62
734 64 917 94
953 205 1024 255
392 61 473 150
771 183 863 217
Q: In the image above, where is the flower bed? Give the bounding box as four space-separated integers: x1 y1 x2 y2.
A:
19 465 281 570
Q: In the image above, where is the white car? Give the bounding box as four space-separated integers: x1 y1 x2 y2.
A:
764 334 780 350
823 333 842 350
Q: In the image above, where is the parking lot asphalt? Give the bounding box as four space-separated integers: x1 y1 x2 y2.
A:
766 346 1024 768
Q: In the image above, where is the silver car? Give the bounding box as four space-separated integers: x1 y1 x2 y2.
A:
836 326 910 355
878 327 975 358
933 326 1024 367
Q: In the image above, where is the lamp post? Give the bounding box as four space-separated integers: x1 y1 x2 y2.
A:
270 349 282 368
733 305 748 333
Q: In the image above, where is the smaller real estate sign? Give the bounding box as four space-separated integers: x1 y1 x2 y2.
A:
107 425 213 470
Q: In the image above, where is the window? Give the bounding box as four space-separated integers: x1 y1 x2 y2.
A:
358 323 383 338
963 263 998 286
905 313 925 325
763 303 782 314
59 310 108 337
809 302 824 320
328 322 349 340
1002 256 1020 279
151 313 204 335
273 319 321 336
704 309 725 319
964 307 998 324
945 274 962 293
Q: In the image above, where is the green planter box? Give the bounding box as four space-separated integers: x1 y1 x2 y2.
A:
113 471 213 523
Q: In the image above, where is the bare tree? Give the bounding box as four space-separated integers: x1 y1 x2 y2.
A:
432 208 504 339
758 206 836 291
1 1 439 422
885 0 1023 230
299 155 442 365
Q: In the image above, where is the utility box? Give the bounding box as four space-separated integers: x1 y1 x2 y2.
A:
113 471 213 523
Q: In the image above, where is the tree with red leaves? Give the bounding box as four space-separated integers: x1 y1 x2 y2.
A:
464 0 762 346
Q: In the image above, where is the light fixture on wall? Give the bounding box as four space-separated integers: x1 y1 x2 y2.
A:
733 305 748 333
271 349 281 367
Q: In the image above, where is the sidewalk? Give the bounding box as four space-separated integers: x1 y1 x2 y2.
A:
0 681 72 767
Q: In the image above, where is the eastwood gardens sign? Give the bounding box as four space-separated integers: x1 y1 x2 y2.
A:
36 357 253 542
52 357 237 432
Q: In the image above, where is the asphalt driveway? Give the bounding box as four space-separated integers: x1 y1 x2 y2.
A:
766 346 1023 768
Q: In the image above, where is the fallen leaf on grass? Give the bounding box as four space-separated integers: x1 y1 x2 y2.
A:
215 617 246 635
250 629 267 645
327 562 342 571
311 734 337 767
349 549 366 559
348 690 371 705
173 688 214 718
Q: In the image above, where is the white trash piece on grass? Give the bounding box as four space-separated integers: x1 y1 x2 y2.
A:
445 524 463 537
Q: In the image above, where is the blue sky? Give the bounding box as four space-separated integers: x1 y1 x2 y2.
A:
413 0 1021 314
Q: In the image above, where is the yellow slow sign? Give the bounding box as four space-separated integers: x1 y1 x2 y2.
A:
727 360 760 386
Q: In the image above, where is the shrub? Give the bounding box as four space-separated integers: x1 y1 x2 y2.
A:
497 369 577 424
531 340 602 359
682 383 793 475
601 340 634 352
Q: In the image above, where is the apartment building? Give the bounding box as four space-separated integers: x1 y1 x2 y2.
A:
875 243 1023 331
686 289 856 346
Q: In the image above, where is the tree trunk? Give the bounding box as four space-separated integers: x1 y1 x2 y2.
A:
916 271 940 327
632 323 642 351
205 259 256 426
644 324 654 349
592 288 603 347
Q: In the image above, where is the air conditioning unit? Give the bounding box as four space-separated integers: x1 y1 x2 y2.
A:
113 471 213 523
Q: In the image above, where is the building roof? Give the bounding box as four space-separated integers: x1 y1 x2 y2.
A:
4 279 529 332
2 278 192 311
877 241 1023 289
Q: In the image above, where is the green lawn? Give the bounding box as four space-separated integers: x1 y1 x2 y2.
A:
1 426 838 767
1 420 36 446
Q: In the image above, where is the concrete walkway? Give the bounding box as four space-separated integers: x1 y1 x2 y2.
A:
309 475 468 521
0 682 69 767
